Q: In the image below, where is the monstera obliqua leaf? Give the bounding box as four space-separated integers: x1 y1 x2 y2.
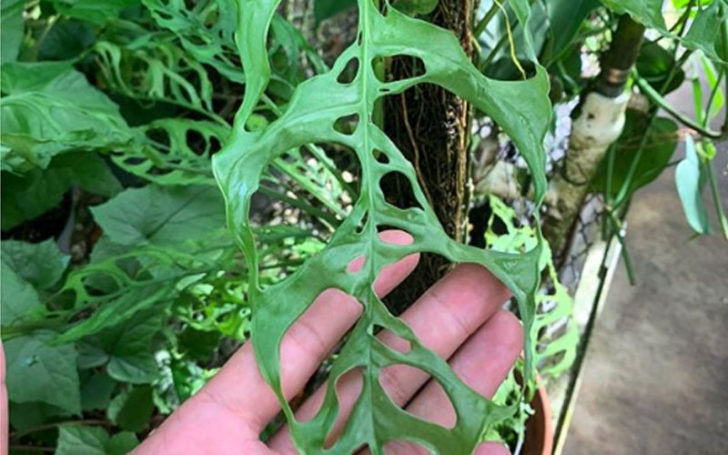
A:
213 0 550 453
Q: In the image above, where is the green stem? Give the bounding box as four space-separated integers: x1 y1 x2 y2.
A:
608 211 636 284
472 1 500 38
704 160 728 240
634 74 723 139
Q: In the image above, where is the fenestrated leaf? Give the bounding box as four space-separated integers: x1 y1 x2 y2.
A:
90 185 225 247
1 262 43 327
0 62 132 172
1 239 70 290
5 331 81 415
213 0 549 452
676 135 710 235
1 0 24 63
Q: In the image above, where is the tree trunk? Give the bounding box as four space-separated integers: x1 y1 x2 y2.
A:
381 1 474 313
544 15 645 263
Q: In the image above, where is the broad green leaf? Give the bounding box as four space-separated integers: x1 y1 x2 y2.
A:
9 401 74 431
38 19 97 61
5 332 81 415
1 152 122 230
213 0 549 452
81 373 117 411
106 432 140 455
108 385 154 432
93 310 164 384
1 0 24 63
51 0 141 24
682 0 728 65
90 185 225 247
675 136 710 235
540 0 599 65
1 239 69 290
1 262 42 327
55 424 139 455
636 41 685 95
55 425 108 455
314 0 357 22
592 115 679 198
0 62 132 172
599 0 666 30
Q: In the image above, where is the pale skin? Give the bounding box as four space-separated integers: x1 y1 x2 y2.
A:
0 231 522 455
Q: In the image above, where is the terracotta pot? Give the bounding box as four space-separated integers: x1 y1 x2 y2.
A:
521 383 554 455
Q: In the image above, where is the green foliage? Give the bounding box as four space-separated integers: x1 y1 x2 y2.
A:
213 0 550 452
675 136 710 235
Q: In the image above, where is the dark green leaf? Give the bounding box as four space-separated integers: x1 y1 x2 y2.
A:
90 185 225 247
1 152 122 230
675 135 710 235
107 385 154 432
1 0 24 63
592 115 679 197
314 0 357 22
55 425 108 455
1 262 43 327
682 0 728 64
93 311 164 384
39 19 97 61
636 41 685 94
106 432 140 455
600 0 666 30
81 373 117 411
51 0 141 25
1 239 69 290
5 332 81 415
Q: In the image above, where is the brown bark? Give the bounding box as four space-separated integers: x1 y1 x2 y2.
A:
381 1 474 313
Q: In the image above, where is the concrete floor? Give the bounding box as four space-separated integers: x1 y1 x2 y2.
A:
563 141 728 454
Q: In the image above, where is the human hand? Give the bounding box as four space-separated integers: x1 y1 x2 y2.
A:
134 231 522 455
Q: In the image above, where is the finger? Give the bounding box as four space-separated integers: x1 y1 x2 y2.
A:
403 310 523 428
139 230 419 452
268 264 511 452
473 442 511 455
380 440 510 455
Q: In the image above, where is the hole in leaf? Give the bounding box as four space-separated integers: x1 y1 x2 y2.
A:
337 58 360 84
378 363 429 409
374 325 411 354
252 144 360 287
322 366 365 447
380 171 422 210
373 149 389 164
404 378 457 429
375 55 426 83
347 255 366 273
333 113 360 135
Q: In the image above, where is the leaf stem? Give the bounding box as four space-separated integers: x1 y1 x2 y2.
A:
633 73 722 139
